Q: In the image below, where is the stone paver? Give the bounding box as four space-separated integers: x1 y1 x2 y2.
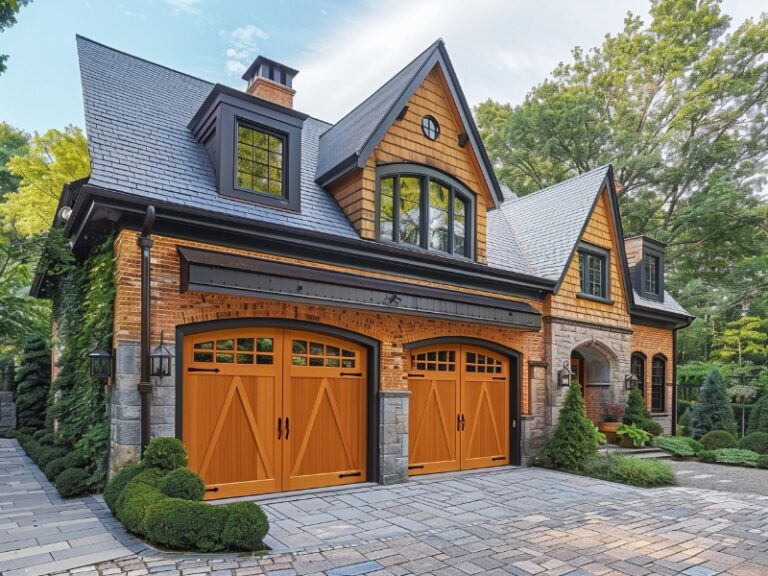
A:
6 439 768 575
671 460 768 496
0 439 134 576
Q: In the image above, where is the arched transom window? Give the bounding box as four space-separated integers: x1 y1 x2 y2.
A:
377 164 473 258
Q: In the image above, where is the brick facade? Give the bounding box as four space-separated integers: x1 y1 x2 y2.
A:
632 324 674 432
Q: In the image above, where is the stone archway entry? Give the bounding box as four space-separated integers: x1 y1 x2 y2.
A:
407 343 510 475
182 328 367 499
570 342 615 423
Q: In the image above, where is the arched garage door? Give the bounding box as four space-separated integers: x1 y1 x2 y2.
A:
407 343 511 475
182 328 367 499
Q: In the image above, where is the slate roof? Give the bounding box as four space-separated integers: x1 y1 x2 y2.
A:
633 289 691 317
498 166 611 282
77 36 359 239
316 40 440 182
75 37 689 320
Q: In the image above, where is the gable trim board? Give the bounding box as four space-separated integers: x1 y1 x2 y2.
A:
315 40 502 206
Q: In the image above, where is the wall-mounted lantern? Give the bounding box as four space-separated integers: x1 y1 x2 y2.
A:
623 372 639 391
558 360 573 387
150 332 173 377
88 346 113 380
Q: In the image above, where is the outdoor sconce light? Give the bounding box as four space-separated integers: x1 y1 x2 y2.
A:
88 345 112 380
624 372 639 391
150 332 173 377
558 360 573 387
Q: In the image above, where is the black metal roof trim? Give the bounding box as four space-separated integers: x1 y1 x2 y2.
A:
179 246 541 330
631 308 693 330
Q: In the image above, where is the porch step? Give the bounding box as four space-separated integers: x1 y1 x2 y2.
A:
600 446 672 460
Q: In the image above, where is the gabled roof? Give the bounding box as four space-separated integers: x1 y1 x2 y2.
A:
499 165 612 283
76 36 359 239
315 39 503 205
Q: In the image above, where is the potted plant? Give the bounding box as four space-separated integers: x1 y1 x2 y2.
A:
598 403 624 443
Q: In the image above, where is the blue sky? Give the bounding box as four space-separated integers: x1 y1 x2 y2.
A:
0 0 763 135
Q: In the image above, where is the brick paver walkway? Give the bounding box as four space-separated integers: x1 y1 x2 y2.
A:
5 439 768 575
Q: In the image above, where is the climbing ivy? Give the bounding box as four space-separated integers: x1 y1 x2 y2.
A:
47 232 115 490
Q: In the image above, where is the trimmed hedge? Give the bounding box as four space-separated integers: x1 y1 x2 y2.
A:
699 448 760 467
582 454 676 487
700 430 738 451
738 432 768 454
103 437 270 552
655 436 699 458
55 468 91 498
757 455 768 469
159 468 205 501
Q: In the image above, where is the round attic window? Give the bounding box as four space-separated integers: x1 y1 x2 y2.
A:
421 115 440 141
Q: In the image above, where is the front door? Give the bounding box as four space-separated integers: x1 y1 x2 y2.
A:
182 328 367 499
407 344 510 475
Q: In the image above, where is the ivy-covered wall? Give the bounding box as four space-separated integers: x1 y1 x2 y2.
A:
46 233 115 490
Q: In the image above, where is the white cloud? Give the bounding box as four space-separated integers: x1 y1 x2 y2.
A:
220 24 269 76
291 0 653 122
164 0 204 15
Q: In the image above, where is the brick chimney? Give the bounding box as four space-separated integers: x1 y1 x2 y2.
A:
242 56 298 109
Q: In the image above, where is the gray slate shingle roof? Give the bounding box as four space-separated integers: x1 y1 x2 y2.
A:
498 166 611 282
315 40 440 182
633 289 690 317
76 37 689 320
77 36 358 239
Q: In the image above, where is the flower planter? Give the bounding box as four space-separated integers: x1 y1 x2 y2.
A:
598 421 622 444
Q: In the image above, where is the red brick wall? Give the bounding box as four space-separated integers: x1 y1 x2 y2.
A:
631 324 674 414
113 231 545 406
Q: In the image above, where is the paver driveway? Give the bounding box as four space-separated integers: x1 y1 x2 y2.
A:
4 439 768 576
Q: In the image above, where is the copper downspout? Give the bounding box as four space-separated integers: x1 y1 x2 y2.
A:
138 206 156 454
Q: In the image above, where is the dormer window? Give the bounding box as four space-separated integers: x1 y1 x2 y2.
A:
236 123 286 197
643 253 660 295
377 164 473 259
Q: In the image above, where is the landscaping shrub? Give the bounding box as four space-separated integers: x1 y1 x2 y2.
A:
141 437 187 471
706 448 760 467
582 454 675 487
144 499 228 552
118 482 166 534
680 436 704 455
747 394 768 434
678 407 693 436
700 430 738 451
757 455 768 469
655 436 697 458
699 450 716 463
534 381 598 471
44 453 79 481
33 429 48 441
14 337 51 431
159 468 205 501
103 464 144 514
690 368 737 438
37 432 56 446
623 389 662 436
36 445 68 467
221 502 270 551
55 468 91 498
738 432 768 454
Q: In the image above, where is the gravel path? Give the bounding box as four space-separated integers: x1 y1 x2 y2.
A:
670 459 768 496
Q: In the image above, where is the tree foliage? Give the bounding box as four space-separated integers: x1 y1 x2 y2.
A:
14 336 50 430
712 315 768 365
690 368 738 438
476 0 768 360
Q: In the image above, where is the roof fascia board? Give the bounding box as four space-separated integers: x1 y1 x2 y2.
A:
603 169 636 311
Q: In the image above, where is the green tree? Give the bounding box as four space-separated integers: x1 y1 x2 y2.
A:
14 336 50 430
0 126 89 236
690 367 737 438
537 382 599 471
0 123 28 196
476 0 768 360
0 1 31 75
712 316 768 365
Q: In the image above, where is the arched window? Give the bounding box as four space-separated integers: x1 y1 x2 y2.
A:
377 164 474 258
651 355 666 413
631 353 646 397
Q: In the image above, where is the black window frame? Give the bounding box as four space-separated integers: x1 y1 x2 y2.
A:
421 115 440 141
376 163 475 260
631 352 646 397
651 355 666 413
234 120 288 201
576 243 612 303
638 242 665 302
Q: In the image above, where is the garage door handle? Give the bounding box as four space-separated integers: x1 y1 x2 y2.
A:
188 367 220 373
285 417 290 440
460 414 465 431
457 414 461 431
340 372 362 377
492 377 505 381
277 417 282 440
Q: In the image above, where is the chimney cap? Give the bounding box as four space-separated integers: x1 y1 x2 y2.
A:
242 55 299 88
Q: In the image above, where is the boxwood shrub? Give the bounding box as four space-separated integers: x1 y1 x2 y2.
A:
700 430 738 451
103 437 270 552
757 455 768 469
738 432 768 454
55 467 91 498
159 468 205 501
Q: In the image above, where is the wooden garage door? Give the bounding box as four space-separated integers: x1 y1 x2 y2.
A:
408 344 509 475
182 328 366 499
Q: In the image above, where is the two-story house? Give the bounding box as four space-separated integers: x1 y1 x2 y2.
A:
36 37 691 499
